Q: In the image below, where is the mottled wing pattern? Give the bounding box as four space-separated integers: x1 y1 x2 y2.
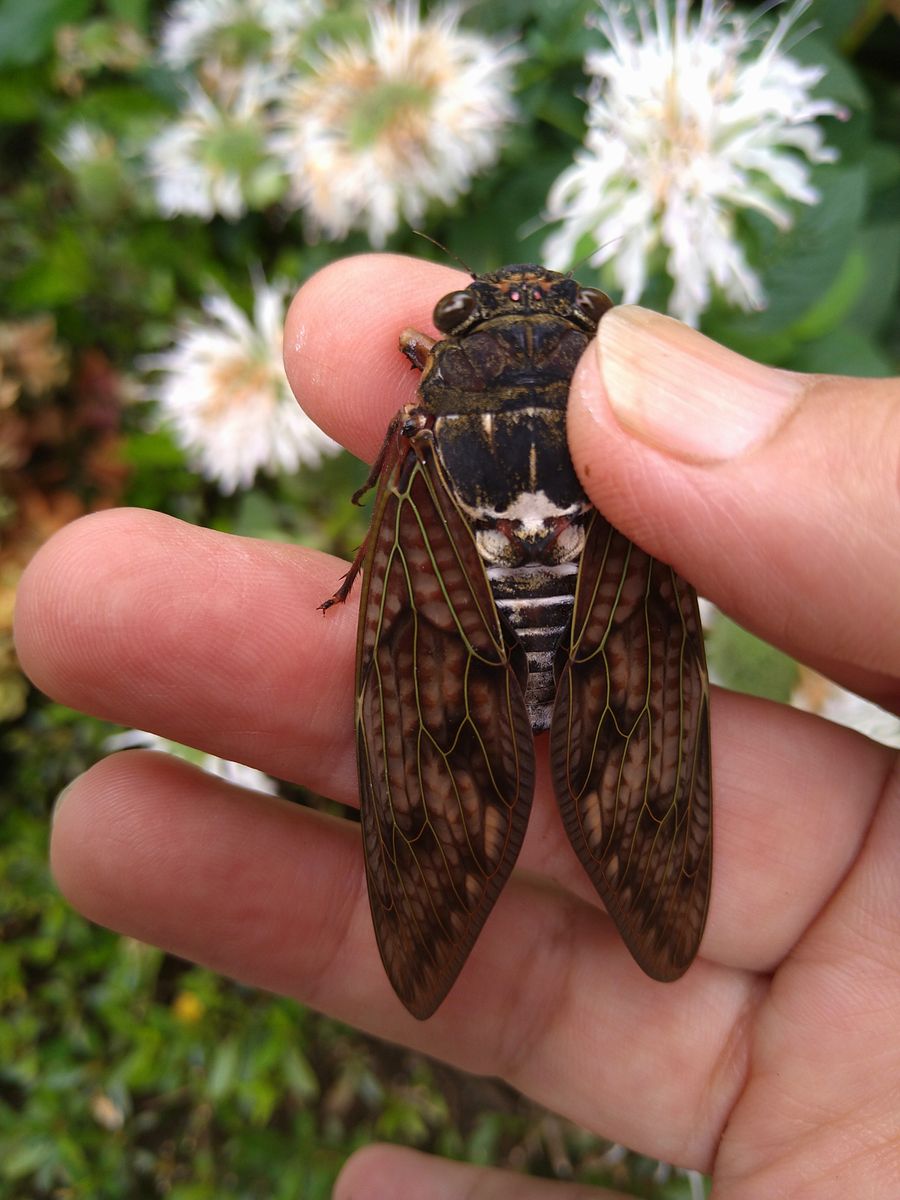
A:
356 421 535 1019
550 511 712 980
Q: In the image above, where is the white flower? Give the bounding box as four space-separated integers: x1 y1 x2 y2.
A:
273 1 520 246
159 0 323 74
791 669 900 749
144 276 338 494
56 121 116 170
146 71 282 219
105 729 279 794
543 0 846 325
55 121 133 214
598 1146 704 1199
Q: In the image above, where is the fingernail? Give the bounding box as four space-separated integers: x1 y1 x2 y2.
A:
598 307 806 462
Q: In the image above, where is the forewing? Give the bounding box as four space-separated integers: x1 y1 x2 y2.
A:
356 423 535 1019
550 511 712 980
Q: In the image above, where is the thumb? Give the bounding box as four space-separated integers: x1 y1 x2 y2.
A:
568 306 900 709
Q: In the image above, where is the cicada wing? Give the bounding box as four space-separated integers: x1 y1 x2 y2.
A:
355 420 535 1019
550 511 712 980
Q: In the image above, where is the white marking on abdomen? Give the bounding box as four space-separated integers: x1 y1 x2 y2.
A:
460 486 582 530
495 594 575 611
484 553 582 733
486 562 579 581
514 626 564 640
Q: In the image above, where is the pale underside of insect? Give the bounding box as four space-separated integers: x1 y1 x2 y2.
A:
323 265 712 1019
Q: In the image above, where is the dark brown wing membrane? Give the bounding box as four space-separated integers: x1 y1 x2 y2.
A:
356 419 535 1019
550 511 712 980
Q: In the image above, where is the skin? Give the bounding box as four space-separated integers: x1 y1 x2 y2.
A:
14 254 900 1199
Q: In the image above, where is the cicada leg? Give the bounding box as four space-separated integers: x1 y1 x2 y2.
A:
319 403 426 611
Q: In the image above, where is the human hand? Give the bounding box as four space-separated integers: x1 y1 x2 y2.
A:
15 256 900 1198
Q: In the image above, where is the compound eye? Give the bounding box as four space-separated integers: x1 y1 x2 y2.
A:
576 286 613 325
433 289 477 332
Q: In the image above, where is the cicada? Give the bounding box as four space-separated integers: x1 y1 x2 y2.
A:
323 265 712 1019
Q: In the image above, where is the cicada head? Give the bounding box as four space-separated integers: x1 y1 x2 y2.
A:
432 265 612 338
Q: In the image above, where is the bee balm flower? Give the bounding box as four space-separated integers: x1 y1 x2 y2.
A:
146 72 282 220
543 0 846 325
145 277 337 494
105 729 279 793
159 0 323 75
273 1 520 246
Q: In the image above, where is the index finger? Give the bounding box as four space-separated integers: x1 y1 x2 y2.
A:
284 253 466 461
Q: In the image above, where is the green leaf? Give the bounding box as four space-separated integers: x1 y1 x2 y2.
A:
167 1186 219 1200
0 0 90 66
232 490 283 539
282 1047 320 1102
788 326 896 376
524 77 587 139
786 246 868 340
802 0 873 46
763 164 868 320
7 223 93 308
71 80 173 130
2 1135 59 1180
122 429 186 470
207 1039 240 1101
718 164 868 340
706 616 799 704
846 222 900 334
0 671 29 722
0 66 45 120
863 140 900 224
103 0 150 29
701 320 797 366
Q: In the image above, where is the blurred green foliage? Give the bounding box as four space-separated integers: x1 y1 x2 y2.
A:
2 0 898 1196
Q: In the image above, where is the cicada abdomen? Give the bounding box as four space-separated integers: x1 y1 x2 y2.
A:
323 266 712 1018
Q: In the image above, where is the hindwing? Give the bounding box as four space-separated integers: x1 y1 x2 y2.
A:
550 511 712 980
355 418 535 1019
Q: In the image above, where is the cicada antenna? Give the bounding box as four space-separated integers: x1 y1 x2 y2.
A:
564 236 624 280
411 230 477 279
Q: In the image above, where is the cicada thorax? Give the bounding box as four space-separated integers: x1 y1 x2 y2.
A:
419 296 597 730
